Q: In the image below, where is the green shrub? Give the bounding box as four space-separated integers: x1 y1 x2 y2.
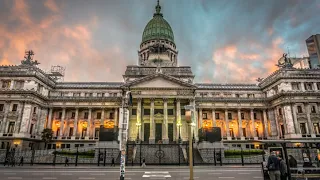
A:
53 150 95 157
224 149 265 157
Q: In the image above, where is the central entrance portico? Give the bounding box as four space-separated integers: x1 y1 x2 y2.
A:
122 73 197 144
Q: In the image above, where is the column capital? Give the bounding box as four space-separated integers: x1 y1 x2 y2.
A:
150 98 155 102
175 98 181 102
163 98 168 102
137 97 142 102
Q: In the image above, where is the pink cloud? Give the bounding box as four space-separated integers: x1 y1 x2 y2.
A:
44 0 59 13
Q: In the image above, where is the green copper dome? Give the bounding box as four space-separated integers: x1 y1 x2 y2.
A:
142 1 174 44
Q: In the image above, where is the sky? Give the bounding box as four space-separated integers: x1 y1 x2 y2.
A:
0 0 319 83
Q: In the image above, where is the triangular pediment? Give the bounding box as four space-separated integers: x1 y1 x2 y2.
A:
123 73 196 89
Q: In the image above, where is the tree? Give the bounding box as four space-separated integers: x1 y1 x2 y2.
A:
41 128 53 149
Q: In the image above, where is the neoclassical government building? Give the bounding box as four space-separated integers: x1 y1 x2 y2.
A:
0 1 320 150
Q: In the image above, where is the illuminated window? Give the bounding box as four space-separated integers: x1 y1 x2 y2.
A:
12 104 18 112
215 113 220 119
297 106 303 113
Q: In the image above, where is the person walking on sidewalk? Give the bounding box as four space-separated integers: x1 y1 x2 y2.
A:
64 157 69 166
18 156 24 166
279 157 288 180
141 158 146 168
111 157 115 167
267 151 281 180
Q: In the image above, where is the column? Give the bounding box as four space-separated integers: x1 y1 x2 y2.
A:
306 103 315 137
114 108 118 127
15 102 25 133
59 108 65 137
1 102 10 133
149 98 155 144
212 109 216 127
73 108 79 137
313 82 318 91
137 98 142 141
176 99 181 141
292 105 299 135
224 109 230 139
263 110 269 138
251 109 256 138
301 82 305 91
100 108 105 126
163 98 169 143
199 108 203 129
10 80 14 89
238 109 243 139
47 108 53 129
87 108 92 137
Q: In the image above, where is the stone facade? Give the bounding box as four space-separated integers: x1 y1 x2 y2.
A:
0 1 320 150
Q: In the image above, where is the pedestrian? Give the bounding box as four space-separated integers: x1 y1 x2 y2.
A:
288 155 297 173
267 151 281 180
11 157 15 167
141 158 146 168
111 157 115 167
279 157 287 180
18 156 24 166
65 157 69 166
4 158 9 166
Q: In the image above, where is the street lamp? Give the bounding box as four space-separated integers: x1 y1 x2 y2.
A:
177 122 182 143
184 105 195 180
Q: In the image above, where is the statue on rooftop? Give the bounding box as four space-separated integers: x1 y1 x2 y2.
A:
21 50 40 66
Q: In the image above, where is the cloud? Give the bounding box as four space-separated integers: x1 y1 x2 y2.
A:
0 0 319 83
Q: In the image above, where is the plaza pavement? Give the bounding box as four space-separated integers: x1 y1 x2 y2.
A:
0 165 264 180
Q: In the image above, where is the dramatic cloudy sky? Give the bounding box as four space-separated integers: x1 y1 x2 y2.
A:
0 0 319 83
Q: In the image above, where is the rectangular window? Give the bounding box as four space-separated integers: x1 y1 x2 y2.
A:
69 127 73 137
235 94 240 98
168 109 174 115
33 107 37 114
84 112 89 119
1 80 11 89
242 128 247 137
71 112 75 119
96 112 101 119
228 113 232 120
181 109 185 115
61 144 65 149
297 106 303 113
95 128 100 138
305 83 313 90
144 109 150 115
278 108 282 115
311 106 316 113
254 113 257 119
0 104 4 111
202 113 207 119
317 83 320 91
30 124 34 134
12 104 18 111
241 113 245 119
66 144 70 148
314 123 320 134
109 112 114 119
215 113 220 119
292 83 300 90
154 109 164 115
131 109 137 115
300 123 307 134
8 122 15 134
59 112 62 119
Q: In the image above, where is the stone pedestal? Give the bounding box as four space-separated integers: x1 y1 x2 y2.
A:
149 138 155 144
240 137 245 140
254 137 258 140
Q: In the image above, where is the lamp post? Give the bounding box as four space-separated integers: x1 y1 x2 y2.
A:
184 105 195 180
177 122 182 143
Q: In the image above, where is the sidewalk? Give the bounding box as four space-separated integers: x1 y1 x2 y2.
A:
0 164 261 169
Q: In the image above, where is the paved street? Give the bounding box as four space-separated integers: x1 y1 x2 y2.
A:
0 167 263 180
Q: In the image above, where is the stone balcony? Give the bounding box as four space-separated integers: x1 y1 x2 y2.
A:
7 111 19 118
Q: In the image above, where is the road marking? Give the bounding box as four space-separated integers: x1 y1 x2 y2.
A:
8 178 22 180
150 178 165 180
183 177 199 179
253 177 263 179
143 175 171 177
218 177 235 179
209 172 222 175
89 173 105 176
61 173 73 176
238 172 251 174
145 172 169 174
79 178 95 180
4 173 17 175
43 178 57 180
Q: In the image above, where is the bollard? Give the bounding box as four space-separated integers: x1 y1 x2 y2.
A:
75 147 78 166
240 148 244 166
